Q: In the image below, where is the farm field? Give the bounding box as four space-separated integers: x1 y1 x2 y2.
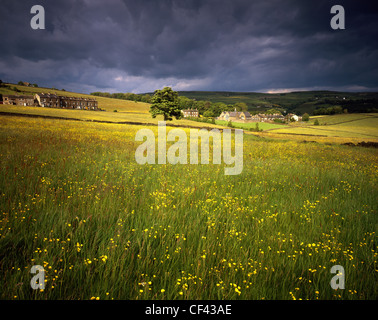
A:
178 91 378 115
215 120 287 131
258 113 378 144
0 115 376 300
2 84 377 143
0 104 227 130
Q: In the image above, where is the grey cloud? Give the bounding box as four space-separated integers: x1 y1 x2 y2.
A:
0 0 377 93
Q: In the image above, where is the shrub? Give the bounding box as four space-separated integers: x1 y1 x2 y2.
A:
302 113 310 122
249 123 262 132
203 110 214 118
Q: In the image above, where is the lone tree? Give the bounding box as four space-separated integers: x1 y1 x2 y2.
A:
149 87 182 121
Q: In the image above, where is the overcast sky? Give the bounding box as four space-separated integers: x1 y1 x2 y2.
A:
1 0 378 94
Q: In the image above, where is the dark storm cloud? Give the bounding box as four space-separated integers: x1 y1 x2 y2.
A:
0 0 377 93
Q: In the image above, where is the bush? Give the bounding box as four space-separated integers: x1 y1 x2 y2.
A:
113 110 118 112
203 110 215 118
249 122 262 132
314 119 319 126
302 113 310 122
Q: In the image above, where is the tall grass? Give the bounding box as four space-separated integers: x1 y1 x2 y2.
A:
0 116 376 300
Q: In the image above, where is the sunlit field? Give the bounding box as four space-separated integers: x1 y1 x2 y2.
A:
262 114 378 142
0 83 151 113
0 104 227 130
0 116 376 300
215 120 286 131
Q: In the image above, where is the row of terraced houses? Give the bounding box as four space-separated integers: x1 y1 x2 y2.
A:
217 110 302 122
1 93 98 110
181 109 302 122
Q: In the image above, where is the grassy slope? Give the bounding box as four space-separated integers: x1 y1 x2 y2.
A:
0 87 377 300
0 84 150 113
215 120 287 131
0 116 376 300
0 84 227 129
259 114 378 142
2 85 378 143
178 91 378 114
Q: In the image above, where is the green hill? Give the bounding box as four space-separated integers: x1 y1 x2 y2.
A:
0 82 150 113
177 90 378 115
0 83 224 129
258 113 378 144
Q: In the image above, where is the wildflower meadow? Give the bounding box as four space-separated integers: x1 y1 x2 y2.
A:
0 116 376 300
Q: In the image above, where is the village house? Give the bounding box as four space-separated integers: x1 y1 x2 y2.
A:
34 93 98 110
181 109 199 118
250 114 262 121
1 92 98 110
218 110 252 122
3 95 18 105
260 113 285 122
286 113 302 122
34 93 59 107
2 94 35 106
217 111 300 123
58 96 98 110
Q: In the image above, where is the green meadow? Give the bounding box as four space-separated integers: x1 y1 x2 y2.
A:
214 119 286 131
259 113 378 143
0 115 376 300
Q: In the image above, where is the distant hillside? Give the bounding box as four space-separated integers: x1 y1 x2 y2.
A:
177 90 378 115
2 82 377 116
0 82 150 113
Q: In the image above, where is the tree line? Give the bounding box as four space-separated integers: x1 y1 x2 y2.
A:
90 92 152 103
90 90 289 118
313 105 346 115
313 99 378 114
91 90 250 117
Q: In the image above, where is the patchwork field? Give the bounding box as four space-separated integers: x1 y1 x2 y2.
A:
258 113 378 144
0 115 376 300
215 120 287 131
0 104 228 131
